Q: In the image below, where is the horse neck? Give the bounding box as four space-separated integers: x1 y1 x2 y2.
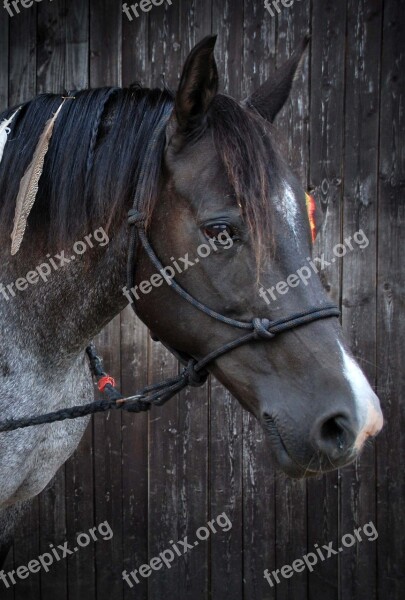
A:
0 222 129 367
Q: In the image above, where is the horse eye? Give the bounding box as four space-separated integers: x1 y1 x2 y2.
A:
203 223 234 240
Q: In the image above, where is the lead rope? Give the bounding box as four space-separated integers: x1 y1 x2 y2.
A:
0 344 208 433
0 299 340 433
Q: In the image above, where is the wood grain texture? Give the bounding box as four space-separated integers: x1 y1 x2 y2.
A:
63 3 95 599
308 1 347 599
35 13 69 600
145 5 181 598
1 1 403 599
0 8 8 112
121 9 150 600
340 2 383 599
241 7 277 600
274 4 311 600
209 3 244 599
376 0 405 598
89 5 124 599
7 7 41 600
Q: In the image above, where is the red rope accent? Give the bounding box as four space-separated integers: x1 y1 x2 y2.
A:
98 375 116 392
305 193 317 243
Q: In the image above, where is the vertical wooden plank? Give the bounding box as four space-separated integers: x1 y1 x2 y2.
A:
274 4 311 600
63 2 95 598
148 335 179 600
340 2 382 599
37 476 67 599
122 0 149 87
174 383 210 600
173 6 210 576
173 7 212 600
0 8 8 112
275 1 310 181
0 11 13 600
65 0 89 93
37 0 66 94
308 1 347 599
92 318 124 599
242 0 276 98
210 3 244 600
180 0 212 50
89 0 121 89
90 2 123 599
120 312 149 600
0 7 12 600
121 12 150 600
241 5 277 600
8 4 36 105
36 2 68 598
65 429 96 599
212 0 243 95
129 6 214 599
209 383 243 600
147 3 181 599
376 0 405 597
12 502 40 600
8 6 40 600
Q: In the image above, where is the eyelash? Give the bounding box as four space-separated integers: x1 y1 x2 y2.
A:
202 222 238 241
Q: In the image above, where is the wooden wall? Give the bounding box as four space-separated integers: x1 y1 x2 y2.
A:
0 0 403 598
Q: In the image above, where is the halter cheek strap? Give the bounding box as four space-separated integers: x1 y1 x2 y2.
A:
125 207 340 401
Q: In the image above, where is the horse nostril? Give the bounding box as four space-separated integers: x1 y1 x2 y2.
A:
313 414 356 459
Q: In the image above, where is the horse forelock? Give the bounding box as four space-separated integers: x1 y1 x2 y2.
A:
208 94 294 268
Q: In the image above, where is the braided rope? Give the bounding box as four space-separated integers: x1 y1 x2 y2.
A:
85 88 119 192
0 348 207 433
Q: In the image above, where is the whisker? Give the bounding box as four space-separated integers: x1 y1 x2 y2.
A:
352 355 398 376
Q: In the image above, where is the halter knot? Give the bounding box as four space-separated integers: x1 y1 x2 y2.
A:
128 209 146 228
252 318 276 339
183 360 209 387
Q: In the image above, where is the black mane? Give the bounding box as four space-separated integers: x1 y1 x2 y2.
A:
0 87 174 249
0 86 289 260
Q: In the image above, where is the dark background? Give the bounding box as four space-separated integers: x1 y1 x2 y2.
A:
0 0 404 598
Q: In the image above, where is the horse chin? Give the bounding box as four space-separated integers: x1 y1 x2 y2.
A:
261 415 310 478
261 413 357 479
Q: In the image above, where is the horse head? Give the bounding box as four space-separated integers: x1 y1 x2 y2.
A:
133 36 383 477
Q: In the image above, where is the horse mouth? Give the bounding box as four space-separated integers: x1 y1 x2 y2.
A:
262 414 318 478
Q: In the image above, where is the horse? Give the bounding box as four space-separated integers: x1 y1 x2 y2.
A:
0 35 383 565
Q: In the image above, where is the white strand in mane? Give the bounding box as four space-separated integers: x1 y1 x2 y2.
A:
11 98 72 256
0 107 21 167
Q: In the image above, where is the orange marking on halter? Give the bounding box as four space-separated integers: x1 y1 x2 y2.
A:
98 375 116 392
305 193 317 243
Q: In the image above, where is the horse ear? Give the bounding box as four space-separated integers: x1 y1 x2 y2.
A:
243 36 310 123
173 35 219 133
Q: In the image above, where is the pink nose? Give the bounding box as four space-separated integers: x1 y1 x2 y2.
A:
354 401 384 451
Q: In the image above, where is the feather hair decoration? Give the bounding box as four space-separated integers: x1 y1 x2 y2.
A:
11 98 72 256
0 107 21 167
